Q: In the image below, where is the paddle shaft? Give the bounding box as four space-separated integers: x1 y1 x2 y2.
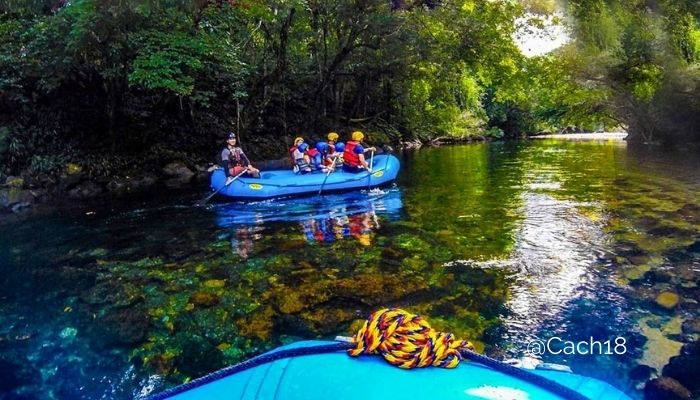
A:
318 156 338 196
366 149 375 190
198 169 247 205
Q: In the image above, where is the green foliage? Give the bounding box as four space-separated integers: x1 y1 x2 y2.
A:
629 64 664 102
130 31 206 96
29 154 67 175
564 0 700 144
484 127 505 139
3 0 697 179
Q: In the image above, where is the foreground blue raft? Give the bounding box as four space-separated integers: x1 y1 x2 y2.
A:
152 341 630 400
210 154 400 200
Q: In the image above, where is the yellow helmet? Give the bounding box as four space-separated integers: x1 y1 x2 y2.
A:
327 132 339 141
294 137 304 145
351 131 364 141
358 234 371 246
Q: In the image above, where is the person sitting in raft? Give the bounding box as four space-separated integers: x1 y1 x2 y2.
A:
293 142 313 174
343 131 376 173
327 132 343 154
221 132 260 182
288 137 304 170
333 142 345 165
314 141 335 170
306 143 325 171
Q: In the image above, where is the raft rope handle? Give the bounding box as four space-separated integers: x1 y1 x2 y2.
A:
146 308 591 400
233 155 392 188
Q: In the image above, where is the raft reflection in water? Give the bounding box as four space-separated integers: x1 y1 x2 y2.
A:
213 187 403 255
301 212 379 245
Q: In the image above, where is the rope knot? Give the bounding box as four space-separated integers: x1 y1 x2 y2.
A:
349 308 474 369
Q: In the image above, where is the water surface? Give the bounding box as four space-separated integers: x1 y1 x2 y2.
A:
0 140 698 399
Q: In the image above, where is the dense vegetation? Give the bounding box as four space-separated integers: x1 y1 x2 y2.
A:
565 0 700 146
0 0 698 182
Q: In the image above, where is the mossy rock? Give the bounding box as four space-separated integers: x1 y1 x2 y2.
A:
644 377 692 400
393 233 430 252
189 292 220 307
236 306 275 341
65 163 82 175
146 352 176 375
5 176 24 188
655 292 680 310
203 279 226 289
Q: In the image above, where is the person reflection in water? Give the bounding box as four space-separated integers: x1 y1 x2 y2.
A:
230 225 262 259
301 211 378 245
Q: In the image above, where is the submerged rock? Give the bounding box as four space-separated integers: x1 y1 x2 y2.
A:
639 317 684 373
655 292 680 310
644 377 691 400
189 292 220 307
0 188 35 211
10 202 31 213
162 161 194 179
662 342 700 391
59 327 78 339
81 281 142 307
146 352 176 376
175 335 224 378
98 307 150 345
681 319 700 335
162 162 194 187
4 176 24 188
644 269 674 284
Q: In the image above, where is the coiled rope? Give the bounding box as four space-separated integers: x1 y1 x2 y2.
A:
348 308 473 368
350 308 589 400
147 308 590 400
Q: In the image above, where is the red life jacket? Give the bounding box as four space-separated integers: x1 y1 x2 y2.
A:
288 146 298 166
344 141 360 167
307 148 319 157
226 147 244 166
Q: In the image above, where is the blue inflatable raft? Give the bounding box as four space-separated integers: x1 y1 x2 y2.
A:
209 154 400 200
150 341 630 400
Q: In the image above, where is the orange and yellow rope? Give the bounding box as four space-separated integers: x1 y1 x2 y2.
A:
348 308 474 369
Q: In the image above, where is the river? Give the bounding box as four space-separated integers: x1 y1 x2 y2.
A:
0 139 698 399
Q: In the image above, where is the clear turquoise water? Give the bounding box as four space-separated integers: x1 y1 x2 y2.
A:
0 140 698 399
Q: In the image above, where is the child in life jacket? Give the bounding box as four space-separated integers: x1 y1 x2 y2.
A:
293 142 313 173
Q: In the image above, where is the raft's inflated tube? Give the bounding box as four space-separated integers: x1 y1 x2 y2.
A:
148 341 599 400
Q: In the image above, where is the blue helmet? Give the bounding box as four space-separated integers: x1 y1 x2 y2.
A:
298 142 309 152
334 142 345 153
316 141 329 153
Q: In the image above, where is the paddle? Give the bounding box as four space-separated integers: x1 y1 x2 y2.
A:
317 156 338 196
196 169 247 206
366 149 375 190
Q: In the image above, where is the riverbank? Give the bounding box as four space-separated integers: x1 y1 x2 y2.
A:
0 134 480 216
0 161 209 216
